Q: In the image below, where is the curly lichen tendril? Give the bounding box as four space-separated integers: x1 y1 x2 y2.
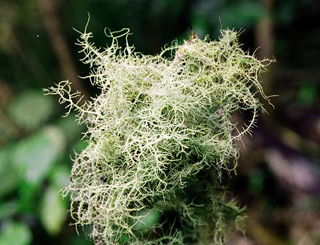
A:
44 26 273 244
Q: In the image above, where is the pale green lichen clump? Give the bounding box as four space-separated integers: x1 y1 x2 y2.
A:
45 24 272 244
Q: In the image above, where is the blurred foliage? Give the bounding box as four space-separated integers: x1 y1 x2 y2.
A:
0 0 320 244
8 90 55 131
0 222 32 245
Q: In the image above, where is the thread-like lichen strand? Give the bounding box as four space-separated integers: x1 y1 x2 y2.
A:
44 26 272 244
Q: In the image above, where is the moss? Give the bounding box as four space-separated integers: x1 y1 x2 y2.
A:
44 22 273 244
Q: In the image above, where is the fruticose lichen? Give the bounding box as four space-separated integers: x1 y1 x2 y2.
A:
44 23 273 244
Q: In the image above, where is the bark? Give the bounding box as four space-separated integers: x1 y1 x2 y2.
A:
255 0 275 95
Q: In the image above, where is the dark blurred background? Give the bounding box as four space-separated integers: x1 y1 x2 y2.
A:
0 0 319 244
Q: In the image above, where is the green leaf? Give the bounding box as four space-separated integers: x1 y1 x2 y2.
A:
40 186 67 235
0 222 32 245
8 90 55 131
50 165 70 190
72 139 89 154
56 113 85 142
18 181 38 212
0 148 20 198
12 126 66 185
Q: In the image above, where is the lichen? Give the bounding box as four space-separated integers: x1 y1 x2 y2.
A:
44 22 272 244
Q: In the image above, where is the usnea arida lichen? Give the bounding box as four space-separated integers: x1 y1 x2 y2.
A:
44 22 273 244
